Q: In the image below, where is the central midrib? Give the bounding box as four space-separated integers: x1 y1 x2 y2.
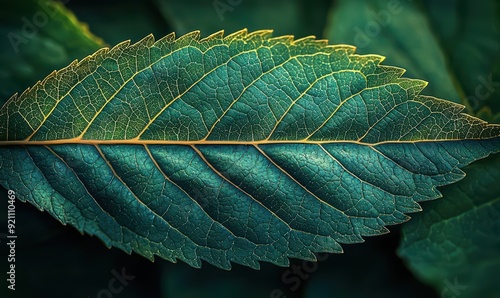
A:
0 138 498 146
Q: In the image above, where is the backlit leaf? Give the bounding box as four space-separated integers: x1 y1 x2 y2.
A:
0 30 499 269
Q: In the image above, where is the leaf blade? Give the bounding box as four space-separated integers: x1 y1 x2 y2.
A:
0 30 499 269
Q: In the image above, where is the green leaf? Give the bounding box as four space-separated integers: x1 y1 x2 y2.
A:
0 30 499 269
0 0 104 102
420 0 500 117
398 153 500 298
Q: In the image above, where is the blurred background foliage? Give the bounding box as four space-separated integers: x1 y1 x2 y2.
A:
0 0 499 297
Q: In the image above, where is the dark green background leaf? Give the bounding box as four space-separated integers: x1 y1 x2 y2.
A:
66 0 171 46
0 0 104 101
398 153 500 298
324 0 462 104
420 0 500 119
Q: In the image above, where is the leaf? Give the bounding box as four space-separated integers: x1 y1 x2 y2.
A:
324 0 462 105
0 30 499 269
398 153 500 298
0 0 104 102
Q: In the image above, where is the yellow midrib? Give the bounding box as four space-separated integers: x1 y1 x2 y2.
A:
0 137 497 146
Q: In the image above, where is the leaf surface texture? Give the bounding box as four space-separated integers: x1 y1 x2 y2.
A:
0 30 499 269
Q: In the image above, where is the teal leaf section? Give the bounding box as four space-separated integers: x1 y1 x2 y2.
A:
0 30 499 269
398 153 500 298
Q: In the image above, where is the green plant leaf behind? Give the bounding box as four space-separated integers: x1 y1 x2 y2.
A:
0 0 104 102
66 0 172 46
398 153 500 298
324 0 462 105
0 30 499 269
153 0 331 38
420 0 500 119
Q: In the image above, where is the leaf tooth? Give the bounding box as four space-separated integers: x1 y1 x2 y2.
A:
60 47 109 87
108 39 131 57
155 251 176 263
246 259 261 270
301 251 319 262
155 31 176 46
231 257 261 270
16 85 34 101
369 225 390 236
139 248 155 262
378 65 406 78
312 38 329 47
224 28 248 41
365 65 406 87
350 53 385 66
314 237 344 254
82 46 110 64
206 258 232 271
245 29 273 40
395 78 428 97
184 256 202 269
2 92 17 108
397 199 423 214
326 43 357 55
135 33 155 48
269 35 295 44
271 254 291 267
399 214 412 223
126 35 152 52
293 35 342 52
39 69 58 86
292 35 317 44
176 29 201 44
201 29 225 42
